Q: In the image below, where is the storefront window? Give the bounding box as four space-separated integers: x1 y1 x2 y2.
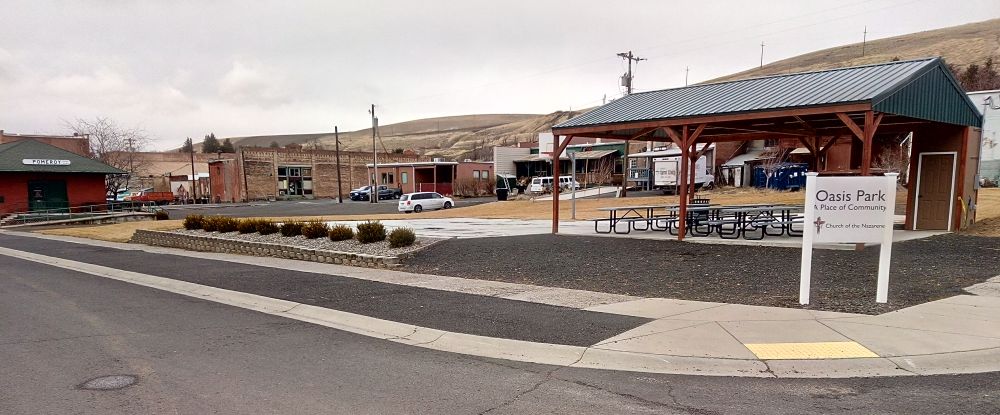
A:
277 165 312 196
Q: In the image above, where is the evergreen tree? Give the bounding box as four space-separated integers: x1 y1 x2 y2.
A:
202 133 221 153
269 141 280 148
180 137 194 153
220 138 236 153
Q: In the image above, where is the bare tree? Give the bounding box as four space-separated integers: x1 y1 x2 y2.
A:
593 158 615 198
65 117 150 195
758 148 784 189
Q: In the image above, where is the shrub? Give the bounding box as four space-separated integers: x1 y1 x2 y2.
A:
355 220 386 244
216 216 240 233
237 219 259 234
154 210 170 221
328 224 354 241
280 221 304 237
255 219 280 235
301 221 330 239
387 227 416 248
183 214 204 230
200 216 220 232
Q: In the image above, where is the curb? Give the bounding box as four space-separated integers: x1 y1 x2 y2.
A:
3 244 997 378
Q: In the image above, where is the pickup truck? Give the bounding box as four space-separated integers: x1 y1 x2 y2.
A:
125 191 175 205
349 185 402 201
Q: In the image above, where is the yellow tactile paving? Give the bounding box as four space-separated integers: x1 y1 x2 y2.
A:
744 341 879 360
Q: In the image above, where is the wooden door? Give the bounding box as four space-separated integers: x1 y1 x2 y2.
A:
916 154 954 230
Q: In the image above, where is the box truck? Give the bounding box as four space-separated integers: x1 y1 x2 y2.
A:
653 155 714 194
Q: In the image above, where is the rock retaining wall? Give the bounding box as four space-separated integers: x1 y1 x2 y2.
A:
132 229 400 269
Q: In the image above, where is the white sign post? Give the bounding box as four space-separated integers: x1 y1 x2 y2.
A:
799 172 898 304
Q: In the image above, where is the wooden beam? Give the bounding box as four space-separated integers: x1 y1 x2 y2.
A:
836 112 865 141
796 136 817 154
662 126 683 147
628 127 657 140
689 124 707 143
817 135 840 157
552 103 872 136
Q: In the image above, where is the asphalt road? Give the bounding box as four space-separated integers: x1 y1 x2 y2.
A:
2 240 999 414
162 197 495 218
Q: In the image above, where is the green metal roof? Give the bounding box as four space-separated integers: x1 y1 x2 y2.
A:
555 57 983 130
0 139 125 174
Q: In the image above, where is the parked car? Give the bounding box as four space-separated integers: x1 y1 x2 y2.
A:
529 177 552 194
350 185 402 201
398 192 453 213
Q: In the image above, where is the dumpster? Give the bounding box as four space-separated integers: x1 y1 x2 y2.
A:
496 173 517 201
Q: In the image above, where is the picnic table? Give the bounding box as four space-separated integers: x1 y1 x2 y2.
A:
594 205 679 234
593 203 803 239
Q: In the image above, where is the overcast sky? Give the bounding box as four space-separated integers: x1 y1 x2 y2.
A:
2 0 998 150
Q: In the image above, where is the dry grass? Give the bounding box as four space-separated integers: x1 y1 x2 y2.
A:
36 220 183 243
31 188 1000 242
966 188 1000 236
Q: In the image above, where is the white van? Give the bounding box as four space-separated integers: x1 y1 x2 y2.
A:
558 176 581 190
529 177 552 193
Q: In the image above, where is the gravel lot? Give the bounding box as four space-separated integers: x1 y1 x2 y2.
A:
407 233 1000 314
173 229 444 257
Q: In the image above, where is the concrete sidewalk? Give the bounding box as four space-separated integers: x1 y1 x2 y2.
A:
6 230 999 378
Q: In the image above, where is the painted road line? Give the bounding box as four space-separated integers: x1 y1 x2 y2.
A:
744 342 879 360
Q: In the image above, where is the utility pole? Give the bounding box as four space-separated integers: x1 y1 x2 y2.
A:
685 67 689 86
760 42 765 68
189 137 197 203
369 104 378 204
861 26 868 57
335 126 343 203
617 50 646 94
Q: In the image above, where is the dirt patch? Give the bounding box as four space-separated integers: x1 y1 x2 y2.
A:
407 233 1000 314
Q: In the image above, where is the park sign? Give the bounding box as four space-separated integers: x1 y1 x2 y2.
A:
809 176 895 243
799 172 898 305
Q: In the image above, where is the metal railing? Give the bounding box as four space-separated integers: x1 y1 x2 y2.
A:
0 201 164 226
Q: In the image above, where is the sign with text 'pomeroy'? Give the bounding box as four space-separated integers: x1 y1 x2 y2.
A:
22 159 71 166
807 176 895 243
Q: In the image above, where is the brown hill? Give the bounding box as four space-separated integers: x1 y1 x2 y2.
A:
710 18 1000 83
220 112 583 160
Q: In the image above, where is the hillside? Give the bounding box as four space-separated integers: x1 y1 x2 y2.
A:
711 18 1000 83
215 19 1000 159
222 112 583 160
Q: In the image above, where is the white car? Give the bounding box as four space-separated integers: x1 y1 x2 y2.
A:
398 192 453 213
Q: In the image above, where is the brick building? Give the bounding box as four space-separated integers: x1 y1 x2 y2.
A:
0 130 91 156
208 147 426 202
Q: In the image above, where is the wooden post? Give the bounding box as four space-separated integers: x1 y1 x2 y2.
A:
677 126 690 241
551 135 572 234
861 110 874 176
